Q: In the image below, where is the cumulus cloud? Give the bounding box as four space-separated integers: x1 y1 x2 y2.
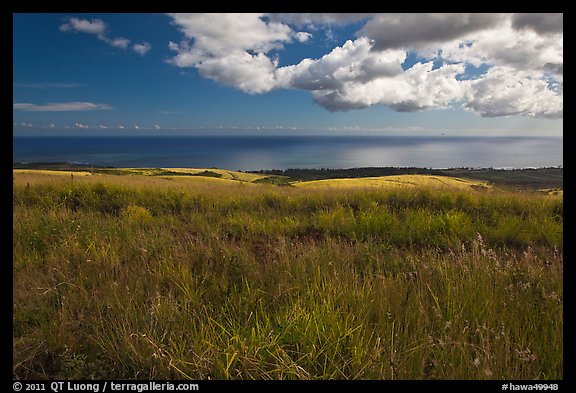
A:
275 37 453 112
440 19 563 73
166 13 562 119
463 67 563 118
133 42 152 55
100 36 131 49
168 13 293 56
167 13 310 93
298 52 466 112
359 13 505 51
197 52 279 94
294 31 312 43
267 13 372 27
60 17 151 55
277 38 406 91
13 102 113 112
512 13 563 35
59 17 107 34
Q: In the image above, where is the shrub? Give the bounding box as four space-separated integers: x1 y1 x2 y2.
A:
121 204 153 222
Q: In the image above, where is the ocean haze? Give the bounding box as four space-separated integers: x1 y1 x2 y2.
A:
13 134 563 171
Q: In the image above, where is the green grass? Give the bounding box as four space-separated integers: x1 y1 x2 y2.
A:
13 170 562 380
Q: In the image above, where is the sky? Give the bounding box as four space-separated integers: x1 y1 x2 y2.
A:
13 13 563 136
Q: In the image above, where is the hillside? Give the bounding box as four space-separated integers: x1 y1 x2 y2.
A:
14 169 493 195
10 167 513 193
293 174 491 191
250 167 563 190
14 163 563 191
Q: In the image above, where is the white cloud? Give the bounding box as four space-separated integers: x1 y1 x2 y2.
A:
305 54 466 112
167 13 309 93
166 13 562 119
463 67 563 118
101 36 131 49
133 42 152 55
167 13 293 55
440 19 563 73
277 38 406 91
294 31 312 43
197 52 279 94
13 102 113 112
60 17 150 54
60 17 107 34
276 37 466 112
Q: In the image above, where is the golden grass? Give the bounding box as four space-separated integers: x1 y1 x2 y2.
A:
12 170 264 195
13 169 492 192
13 169 94 177
294 174 491 190
537 188 563 198
13 168 269 185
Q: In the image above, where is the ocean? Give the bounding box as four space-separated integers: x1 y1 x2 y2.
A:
12 135 563 171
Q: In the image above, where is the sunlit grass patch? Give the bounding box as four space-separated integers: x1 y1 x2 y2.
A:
294 174 490 191
13 169 94 177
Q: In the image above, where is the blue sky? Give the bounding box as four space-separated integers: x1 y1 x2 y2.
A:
13 13 563 136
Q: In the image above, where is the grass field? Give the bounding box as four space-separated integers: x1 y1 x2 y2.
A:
293 174 491 191
13 169 563 380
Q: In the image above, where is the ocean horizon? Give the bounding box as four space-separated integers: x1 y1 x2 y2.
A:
12 134 563 171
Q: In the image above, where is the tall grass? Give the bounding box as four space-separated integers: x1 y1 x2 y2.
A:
13 173 562 379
